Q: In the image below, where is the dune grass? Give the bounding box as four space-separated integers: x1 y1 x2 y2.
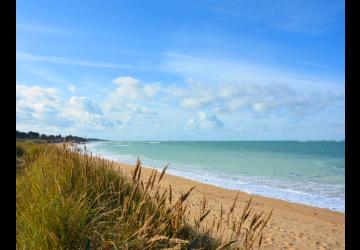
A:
16 142 271 249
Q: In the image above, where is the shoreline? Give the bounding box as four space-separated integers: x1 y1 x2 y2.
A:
163 168 344 214
146 162 344 214
108 158 344 249
86 146 344 213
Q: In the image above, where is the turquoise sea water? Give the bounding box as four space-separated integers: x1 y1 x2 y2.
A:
86 141 345 212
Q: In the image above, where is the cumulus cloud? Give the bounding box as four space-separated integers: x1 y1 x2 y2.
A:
161 53 343 120
187 111 224 130
16 85 67 125
58 96 117 129
174 82 343 117
143 84 161 98
110 76 142 99
17 78 161 133
16 84 118 130
103 76 160 116
110 76 160 100
103 75 344 134
69 96 103 115
16 73 344 139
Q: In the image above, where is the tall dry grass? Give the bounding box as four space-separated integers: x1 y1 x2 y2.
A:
16 142 271 249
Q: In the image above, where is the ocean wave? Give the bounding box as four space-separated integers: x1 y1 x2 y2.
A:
86 144 344 212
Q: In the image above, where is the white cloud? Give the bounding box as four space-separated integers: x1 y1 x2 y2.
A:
173 81 343 117
64 96 103 116
143 83 161 98
180 94 215 109
125 102 157 115
16 85 65 125
17 76 164 133
112 76 139 86
103 76 160 117
107 74 343 123
59 96 117 129
110 76 161 100
16 72 344 140
187 111 224 130
181 98 202 109
159 53 344 121
16 84 118 130
186 118 197 129
68 84 76 93
111 76 142 99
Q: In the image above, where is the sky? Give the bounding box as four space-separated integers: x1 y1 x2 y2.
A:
16 0 345 140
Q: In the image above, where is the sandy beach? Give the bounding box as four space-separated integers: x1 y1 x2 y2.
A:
112 160 344 250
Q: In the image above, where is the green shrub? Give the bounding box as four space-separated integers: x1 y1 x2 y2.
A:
16 145 25 157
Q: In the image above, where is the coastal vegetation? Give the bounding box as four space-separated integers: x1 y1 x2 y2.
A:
16 141 271 249
16 130 105 143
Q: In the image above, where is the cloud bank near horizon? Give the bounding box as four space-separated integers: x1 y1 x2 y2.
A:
16 73 344 140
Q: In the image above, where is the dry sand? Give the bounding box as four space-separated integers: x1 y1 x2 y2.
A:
112 160 344 250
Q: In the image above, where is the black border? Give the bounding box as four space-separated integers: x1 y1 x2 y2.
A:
13 0 354 248
345 0 359 247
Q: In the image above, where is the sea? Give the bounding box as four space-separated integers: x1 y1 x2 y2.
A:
86 141 345 212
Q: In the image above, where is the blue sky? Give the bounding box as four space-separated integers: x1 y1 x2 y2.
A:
16 0 344 140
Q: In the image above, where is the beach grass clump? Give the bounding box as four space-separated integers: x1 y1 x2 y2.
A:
16 142 271 249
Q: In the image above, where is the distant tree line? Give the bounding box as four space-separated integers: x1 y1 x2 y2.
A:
16 130 104 143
